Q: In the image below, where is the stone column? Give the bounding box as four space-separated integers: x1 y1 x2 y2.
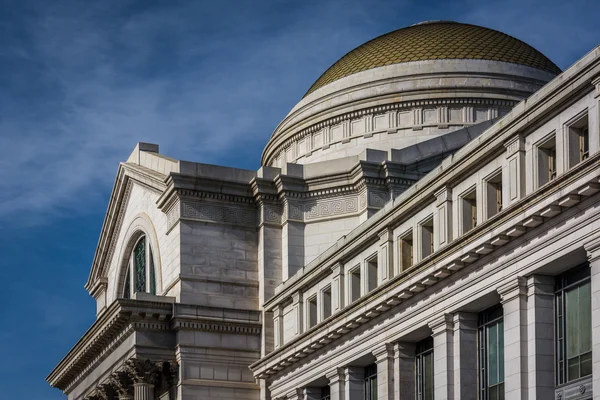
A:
124 359 160 400
452 312 477 400
378 228 394 284
373 343 395 400
429 314 454 400
302 387 321 400
434 186 452 249
326 368 345 400
394 342 415 400
110 371 134 400
344 367 364 400
584 239 600 399
498 277 528 400
133 383 154 400
525 275 554 400
331 262 345 313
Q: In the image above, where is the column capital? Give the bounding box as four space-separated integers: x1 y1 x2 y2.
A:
109 371 133 398
497 276 527 303
428 313 453 335
97 383 116 400
326 367 345 384
124 358 160 385
373 343 394 362
344 366 364 381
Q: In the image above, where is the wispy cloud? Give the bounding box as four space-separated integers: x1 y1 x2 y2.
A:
0 0 597 226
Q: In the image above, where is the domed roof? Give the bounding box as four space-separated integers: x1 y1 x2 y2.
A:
305 21 561 97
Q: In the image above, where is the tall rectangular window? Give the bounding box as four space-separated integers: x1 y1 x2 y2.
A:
367 255 378 293
416 337 434 400
364 364 378 400
350 266 361 303
556 265 592 384
537 135 557 187
322 286 332 320
461 187 477 233
420 217 434 259
307 295 317 329
485 172 503 219
320 386 330 400
567 113 589 168
478 305 504 400
399 230 414 272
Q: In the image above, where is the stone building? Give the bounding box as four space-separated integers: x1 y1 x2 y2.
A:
47 21 600 400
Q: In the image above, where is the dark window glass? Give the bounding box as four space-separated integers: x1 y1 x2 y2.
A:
556 264 592 384
123 268 131 299
149 247 156 295
416 337 434 400
134 238 146 293
479 305 504 400
321 386 330 400
364 364 377 400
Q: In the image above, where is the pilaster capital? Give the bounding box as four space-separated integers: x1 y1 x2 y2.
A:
504 134 525 157
331 262 344 276
526 275 554 296
452 312 477 331
497 276 527 303
124 359 160 385
393 342 416 358
272 303 284 318
434 186 452 205
592 74 600 98
325 367 345 384
584 236 600 262
159 360 179 388
344 366 365 381
373 343 394 362
292 290 303 304
428 313 453 335
378 227 393 243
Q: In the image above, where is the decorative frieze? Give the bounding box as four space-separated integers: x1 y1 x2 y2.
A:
180 200 256 227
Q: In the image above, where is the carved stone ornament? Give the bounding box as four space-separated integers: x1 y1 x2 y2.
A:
124 359 161 385
96 383 116 400
109 371 133 396
160 361 179 388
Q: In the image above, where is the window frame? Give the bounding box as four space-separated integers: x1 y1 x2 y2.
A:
122 235 157 298
555 264 592 385
364 364 378 400
478 305 504 400
398 229 414 272
416 337 434 400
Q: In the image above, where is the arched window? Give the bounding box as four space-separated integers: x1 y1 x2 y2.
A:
123 235 156 298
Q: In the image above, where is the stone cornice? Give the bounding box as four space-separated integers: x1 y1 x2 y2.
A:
262 49 600 310
47 299 173 391
251 157 600 378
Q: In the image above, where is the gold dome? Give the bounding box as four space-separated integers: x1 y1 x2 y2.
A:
305 21 561 97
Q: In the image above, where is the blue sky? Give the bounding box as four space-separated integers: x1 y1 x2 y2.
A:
0 0 598 398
